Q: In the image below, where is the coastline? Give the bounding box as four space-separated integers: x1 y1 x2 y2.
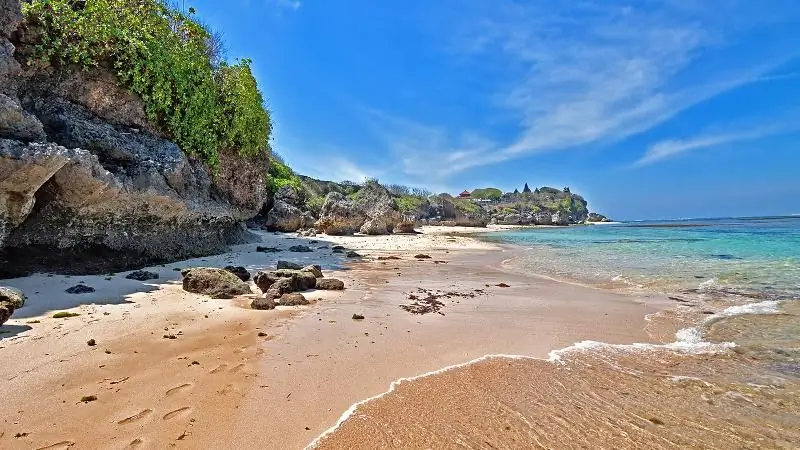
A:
1 226 676 449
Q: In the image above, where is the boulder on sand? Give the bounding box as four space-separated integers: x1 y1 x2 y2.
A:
254 269 317 295
315 278 345 290
278 292 309 306
251 297 276 310
181 267 252 299
264 277 294 299
301 264 323 278
125 270 159 281
223 266 250 282
0 286 26 325
277 260 302 270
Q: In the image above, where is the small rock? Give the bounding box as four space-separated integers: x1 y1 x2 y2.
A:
277 260 303 270
80 395 98 403
66 284 95 294
352 314 365 320
87 339 96 346
258 332 268 337
0 286 26 326
496 283 511 288
301 265 324 278
377 256 401 261
414 254 432 259
251 297 277 310
125 270 159 281
332 245 346 250
316 278 345 290
256 246 282 253
279 293 309 306
346 251 361 258
288 245 313 253
223 266 251 282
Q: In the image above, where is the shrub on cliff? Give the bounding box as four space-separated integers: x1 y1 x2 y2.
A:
22 0 271 168
267 156 303 196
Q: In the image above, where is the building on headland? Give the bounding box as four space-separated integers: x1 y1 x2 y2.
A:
458 190 471 198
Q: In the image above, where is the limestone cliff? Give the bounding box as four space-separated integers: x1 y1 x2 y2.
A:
0 0 268 277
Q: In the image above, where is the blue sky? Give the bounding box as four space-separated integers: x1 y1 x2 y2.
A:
191 0 800 220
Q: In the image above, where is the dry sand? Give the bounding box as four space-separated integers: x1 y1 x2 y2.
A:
0 226 668 449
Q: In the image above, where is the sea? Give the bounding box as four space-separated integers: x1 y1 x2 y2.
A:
312 217 800 449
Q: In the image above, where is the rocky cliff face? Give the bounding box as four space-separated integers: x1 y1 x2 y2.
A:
0 0 268 277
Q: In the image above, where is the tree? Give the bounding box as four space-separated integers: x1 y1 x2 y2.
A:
563 186 571 193
523 183 532 193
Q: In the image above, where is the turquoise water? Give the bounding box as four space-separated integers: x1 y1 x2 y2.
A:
486 217 800 301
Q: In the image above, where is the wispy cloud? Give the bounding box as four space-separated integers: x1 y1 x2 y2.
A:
374 0 799 177
633 127 784 167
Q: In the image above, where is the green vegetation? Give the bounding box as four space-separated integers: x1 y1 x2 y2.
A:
52 312 80 319
23 0 271 168
396 195 423 213
452 198 479 214
266 156 302 196
470 188 502 200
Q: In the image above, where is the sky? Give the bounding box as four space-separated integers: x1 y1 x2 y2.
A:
190 0 800 220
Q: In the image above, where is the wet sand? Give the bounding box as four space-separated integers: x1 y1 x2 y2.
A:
1 226 669 449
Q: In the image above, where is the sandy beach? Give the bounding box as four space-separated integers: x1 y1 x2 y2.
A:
1 226 670 449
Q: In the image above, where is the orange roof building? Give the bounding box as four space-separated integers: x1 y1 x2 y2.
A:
458 190 471 198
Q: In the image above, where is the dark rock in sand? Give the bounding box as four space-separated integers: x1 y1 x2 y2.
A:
315 278 345 290
251 297 276 310
278 292 309 306
180 267 252 299
66 284 95 294
256 246 282 253
496 283 511 288
0 286 25 325
223 266 250 282
414 254 432 259
125 270 159 281
277 260 303 270
254 269 316 295
377 256 402 261
288 245 313 253
301 264 323 278
264 278 294 299
352 313 365 320
332 245 346 250
346 251 361 258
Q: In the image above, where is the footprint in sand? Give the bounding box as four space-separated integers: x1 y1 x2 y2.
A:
162 406 192 421
229 363 246 373
117 409 153 425
124 438 145 449
166 383 193 397
36 441 75 450
209 364 228 374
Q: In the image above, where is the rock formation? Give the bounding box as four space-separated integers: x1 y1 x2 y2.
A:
0 285 25 325
0 0 268 277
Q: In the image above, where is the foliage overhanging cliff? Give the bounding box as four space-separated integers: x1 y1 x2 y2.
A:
22 0 272 168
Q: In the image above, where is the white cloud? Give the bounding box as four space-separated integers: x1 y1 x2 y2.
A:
374 0 800 177
633 126 786 166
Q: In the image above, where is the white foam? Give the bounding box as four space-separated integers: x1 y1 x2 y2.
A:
698 278 719 290
305 353 536 449
718 300 781 317
307 309 761 447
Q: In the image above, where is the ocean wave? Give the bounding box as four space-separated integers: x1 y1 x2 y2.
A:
309 321 743 448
